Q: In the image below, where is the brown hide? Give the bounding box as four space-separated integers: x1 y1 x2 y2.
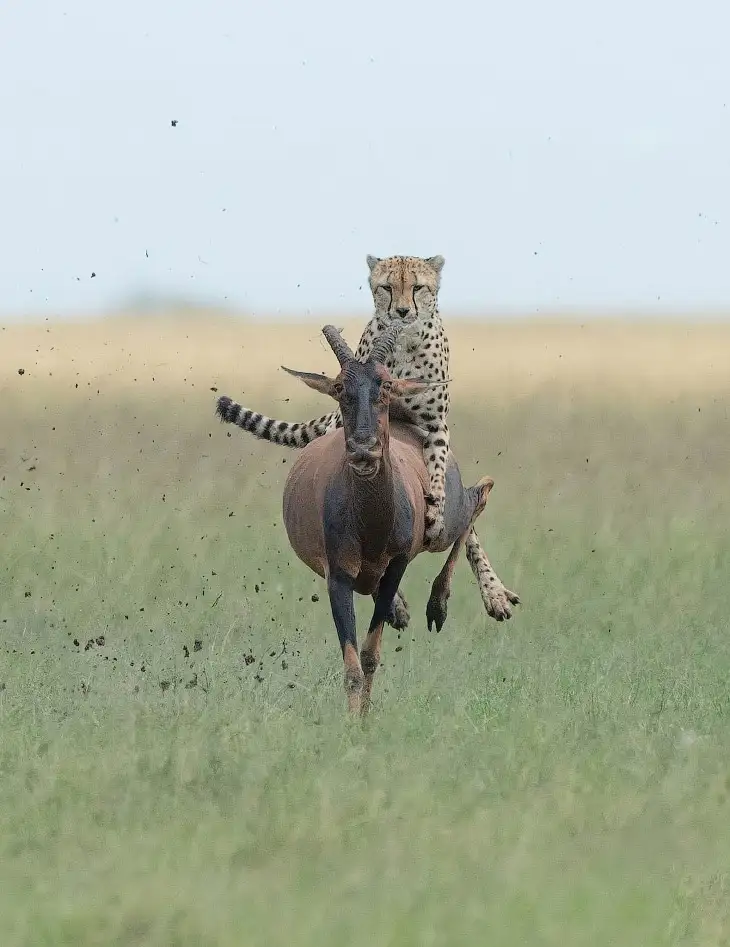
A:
282 421 429 584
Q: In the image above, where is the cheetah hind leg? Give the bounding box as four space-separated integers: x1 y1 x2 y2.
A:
465 526 520 621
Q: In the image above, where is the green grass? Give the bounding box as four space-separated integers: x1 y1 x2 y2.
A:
1 378 730 946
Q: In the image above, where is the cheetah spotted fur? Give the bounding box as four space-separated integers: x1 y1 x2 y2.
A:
216 254 519 622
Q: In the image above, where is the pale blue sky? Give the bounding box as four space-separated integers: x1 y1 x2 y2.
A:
1 0 729 320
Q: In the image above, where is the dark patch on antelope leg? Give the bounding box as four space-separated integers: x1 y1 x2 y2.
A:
327 570 362 714
361 555 410 715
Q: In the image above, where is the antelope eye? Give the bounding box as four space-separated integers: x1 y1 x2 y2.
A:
332 382 344 397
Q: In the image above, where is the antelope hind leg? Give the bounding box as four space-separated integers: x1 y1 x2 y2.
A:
426 476 494 632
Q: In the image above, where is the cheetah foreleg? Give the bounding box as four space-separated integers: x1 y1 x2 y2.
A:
423 424 450 544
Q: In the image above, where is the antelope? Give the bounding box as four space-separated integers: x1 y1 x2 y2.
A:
217 325 494 715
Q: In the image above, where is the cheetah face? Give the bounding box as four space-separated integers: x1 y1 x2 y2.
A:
366 254 445 325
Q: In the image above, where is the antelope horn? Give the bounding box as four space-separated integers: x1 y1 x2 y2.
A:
370 324 402 365
322 325 355 366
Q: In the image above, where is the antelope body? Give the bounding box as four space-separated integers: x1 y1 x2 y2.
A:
247 324 494 715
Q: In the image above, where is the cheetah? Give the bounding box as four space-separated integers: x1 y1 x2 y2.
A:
216 254 519 622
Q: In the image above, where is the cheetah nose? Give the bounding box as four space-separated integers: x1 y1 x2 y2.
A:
395 307 410 318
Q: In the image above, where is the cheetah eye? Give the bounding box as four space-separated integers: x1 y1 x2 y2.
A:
413 284 425 292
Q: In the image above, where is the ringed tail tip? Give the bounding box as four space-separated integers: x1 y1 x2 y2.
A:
215 395 236 422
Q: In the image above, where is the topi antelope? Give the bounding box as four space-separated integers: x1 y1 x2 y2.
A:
217 325 494 715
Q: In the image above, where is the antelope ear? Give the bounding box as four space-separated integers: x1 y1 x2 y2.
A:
281 366 339 398
366 254 380 273
390 377 452 398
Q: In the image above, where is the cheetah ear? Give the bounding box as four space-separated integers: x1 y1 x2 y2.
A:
366 255 380 273
425 255 445 275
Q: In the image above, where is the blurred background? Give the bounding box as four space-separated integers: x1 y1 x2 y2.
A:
2 3 730 946
2 0 730 323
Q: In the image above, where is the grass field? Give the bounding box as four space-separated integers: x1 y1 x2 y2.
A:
1 314 730 945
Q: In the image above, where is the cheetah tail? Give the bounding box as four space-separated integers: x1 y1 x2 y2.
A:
215 395 338 448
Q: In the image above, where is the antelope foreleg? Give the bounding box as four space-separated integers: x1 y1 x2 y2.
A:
361 556 410 715
327 571 362 714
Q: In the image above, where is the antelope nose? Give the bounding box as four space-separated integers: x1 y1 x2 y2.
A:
395 307 410 318
347 434 378 452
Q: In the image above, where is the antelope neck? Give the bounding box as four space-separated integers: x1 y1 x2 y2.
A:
345 437 397 556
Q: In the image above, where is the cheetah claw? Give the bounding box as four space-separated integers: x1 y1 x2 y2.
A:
483 585 521 622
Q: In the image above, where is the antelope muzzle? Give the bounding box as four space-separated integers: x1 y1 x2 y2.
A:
345 435 382 479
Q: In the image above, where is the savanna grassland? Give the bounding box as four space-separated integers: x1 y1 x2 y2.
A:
1 314 730 946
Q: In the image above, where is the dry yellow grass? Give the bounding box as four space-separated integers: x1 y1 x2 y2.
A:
2 310 730 945
2 313 730 405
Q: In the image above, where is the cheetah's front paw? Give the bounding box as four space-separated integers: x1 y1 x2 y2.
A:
424 497 446 545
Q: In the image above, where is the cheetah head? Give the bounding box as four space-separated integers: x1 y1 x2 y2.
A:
366 254 445 325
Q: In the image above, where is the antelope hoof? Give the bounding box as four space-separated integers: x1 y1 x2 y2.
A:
344 664 364 714
386 590 410 630
483 583 521 622
426 590 449 633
